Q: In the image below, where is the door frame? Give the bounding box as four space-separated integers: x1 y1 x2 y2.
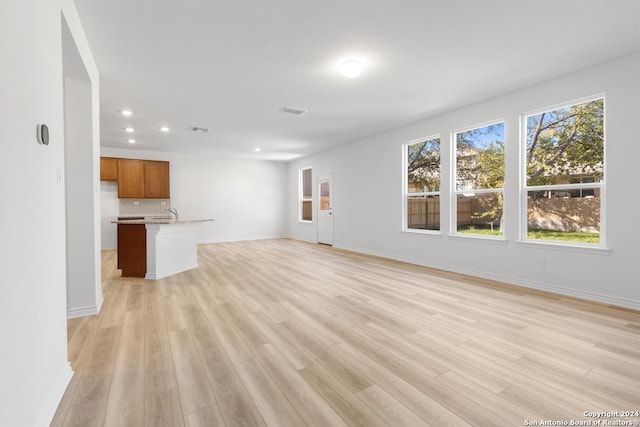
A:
317 174 333 245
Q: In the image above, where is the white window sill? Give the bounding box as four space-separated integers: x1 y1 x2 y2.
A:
402 229 443 237
448 233 508 245
516 240 610 255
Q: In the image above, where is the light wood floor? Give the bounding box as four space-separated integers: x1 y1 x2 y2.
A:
52 239 640 426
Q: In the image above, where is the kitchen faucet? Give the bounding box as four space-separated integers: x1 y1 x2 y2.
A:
167 207 178 219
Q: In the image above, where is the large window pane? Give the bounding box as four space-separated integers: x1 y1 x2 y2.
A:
456 192 503 236
456 123 504 191
302 168 312 198
407 137 440 193
300 167 312 222
524 98 604 244
526 99 603 186
527 189 600 243
406 137 440 231
407 195 440 230
455 122 504 237
302 200 312 221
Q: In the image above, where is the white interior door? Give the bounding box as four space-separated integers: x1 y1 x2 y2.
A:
317 175 333 245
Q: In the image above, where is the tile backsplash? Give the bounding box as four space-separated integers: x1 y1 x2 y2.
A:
119 199 172 217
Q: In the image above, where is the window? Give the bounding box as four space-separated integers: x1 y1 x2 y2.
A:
299 167 312 222
454 122 505 237
523 97 604 244
405 137 440 231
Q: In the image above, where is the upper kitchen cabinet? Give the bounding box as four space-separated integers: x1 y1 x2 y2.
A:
143 160 170 199
100 157 118 181
106 157 171 198
117 159 145 198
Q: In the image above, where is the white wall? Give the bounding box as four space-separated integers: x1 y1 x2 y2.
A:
289 53 640 310
64 77 101 318
0 0 100 425
101 181 119 249
101 148 289 243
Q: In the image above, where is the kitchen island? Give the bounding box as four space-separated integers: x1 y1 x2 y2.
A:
113 217 214 279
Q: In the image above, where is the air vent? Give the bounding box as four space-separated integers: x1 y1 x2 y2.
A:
280 105 308 115
190 126 209 133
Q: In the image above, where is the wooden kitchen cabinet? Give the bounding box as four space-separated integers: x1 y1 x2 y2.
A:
108 157 170 198
143 160 170 198
100 157 118 181
117 158 145 198
117 224 147 277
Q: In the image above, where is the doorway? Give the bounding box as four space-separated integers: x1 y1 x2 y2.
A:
317 175 333 245
62 15 102 318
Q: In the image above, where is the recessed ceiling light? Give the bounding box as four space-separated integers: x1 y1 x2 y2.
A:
121 109 133 116
160 126 170 132
125 127 135 133
128 139 136 144
340 59 363 78
254 147 261 152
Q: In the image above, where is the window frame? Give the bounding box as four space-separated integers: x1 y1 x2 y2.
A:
402 135 441 234
299 167 313 223
519 94 606 248
451 119 506 240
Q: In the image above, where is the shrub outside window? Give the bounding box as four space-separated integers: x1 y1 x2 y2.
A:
454 122 505 237
299 167 312 222
523 97 604 245
405 137 441 231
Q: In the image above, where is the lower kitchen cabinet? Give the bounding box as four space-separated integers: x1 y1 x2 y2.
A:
117 224 146 278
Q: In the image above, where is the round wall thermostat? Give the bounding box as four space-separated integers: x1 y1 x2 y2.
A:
37 124 49 145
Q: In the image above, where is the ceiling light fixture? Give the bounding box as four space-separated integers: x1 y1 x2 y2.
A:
121 109 133 116
340 59 363 78
254 147 261 152
160 126 170 132
125 127 135 133
128 139 136 144
280 105 308 115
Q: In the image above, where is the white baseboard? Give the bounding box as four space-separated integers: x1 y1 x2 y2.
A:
35 362 74 427
67 304 98 319
95 292 104 314
334 243 640 311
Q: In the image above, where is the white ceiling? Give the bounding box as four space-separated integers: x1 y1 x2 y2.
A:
74 0 640 161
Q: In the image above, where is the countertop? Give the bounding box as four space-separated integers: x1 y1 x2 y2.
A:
112 216 214 225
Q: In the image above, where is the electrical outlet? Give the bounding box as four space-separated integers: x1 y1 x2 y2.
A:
538 258 546 268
